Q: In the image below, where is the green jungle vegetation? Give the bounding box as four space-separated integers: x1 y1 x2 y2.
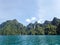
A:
0 17 60 35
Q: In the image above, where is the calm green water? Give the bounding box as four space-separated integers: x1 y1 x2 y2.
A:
0 35 60 45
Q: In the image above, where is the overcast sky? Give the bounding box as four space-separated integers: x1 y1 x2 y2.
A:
0 0 60 25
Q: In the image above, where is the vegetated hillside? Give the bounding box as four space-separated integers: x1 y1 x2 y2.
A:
0 19 26 35
0 17 60 35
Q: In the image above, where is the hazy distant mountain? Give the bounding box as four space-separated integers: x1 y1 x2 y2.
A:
0 17 60 35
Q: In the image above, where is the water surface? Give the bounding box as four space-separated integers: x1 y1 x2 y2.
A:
0 35 60 45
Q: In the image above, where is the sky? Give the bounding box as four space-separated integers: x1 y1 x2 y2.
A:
0 0 60 25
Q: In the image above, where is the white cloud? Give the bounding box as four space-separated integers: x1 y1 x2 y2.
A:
31 17 36 21
37 19 44 23
37 20 40 23
26 17 36 23
26 19 31 23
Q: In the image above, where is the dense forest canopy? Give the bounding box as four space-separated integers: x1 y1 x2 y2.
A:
0 17 60 35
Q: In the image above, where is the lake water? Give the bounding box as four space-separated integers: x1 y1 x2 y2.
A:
0 35 60 45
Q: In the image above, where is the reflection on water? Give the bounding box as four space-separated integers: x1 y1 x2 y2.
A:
0 35 60 45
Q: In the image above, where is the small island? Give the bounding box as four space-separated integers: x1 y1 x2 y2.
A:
0 17 60 35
